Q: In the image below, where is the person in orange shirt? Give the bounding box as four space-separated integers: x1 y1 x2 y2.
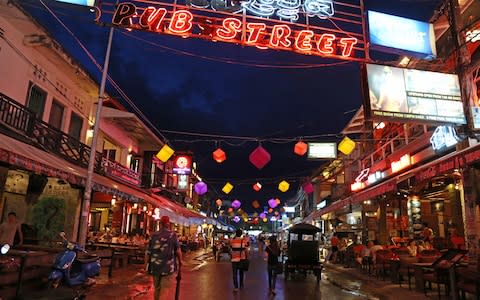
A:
229 229 248 292
329 233 339 263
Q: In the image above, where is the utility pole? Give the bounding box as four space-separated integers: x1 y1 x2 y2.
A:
78 26 115 246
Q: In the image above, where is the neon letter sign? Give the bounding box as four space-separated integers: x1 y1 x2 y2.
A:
216 18 242 40
304 0 334 19
112 3 136 26
270 25 292 48
339 38 357 57
169 10 193 34
317 33 335 54
140 7 167 31
391 154 411 173
295 30 314 51
247 23 267 44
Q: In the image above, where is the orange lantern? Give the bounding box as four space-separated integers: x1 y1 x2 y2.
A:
252 200 260 209
294 141 308 156
212 148 226 163
253 182 262 191
227 207 233 213
268 208 273 213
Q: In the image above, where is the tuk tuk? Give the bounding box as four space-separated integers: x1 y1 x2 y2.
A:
284 223 322 283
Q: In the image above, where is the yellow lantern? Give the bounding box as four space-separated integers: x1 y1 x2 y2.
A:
338 136 356 155
263 217 268 222
222 182 234 194
243 217 249 222
278 180 290 192
156 144 175 162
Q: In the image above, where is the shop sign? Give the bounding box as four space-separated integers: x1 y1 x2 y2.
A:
430 125 460 152
173 155 192 175
103 158 141 186
466 29 480 43
317 200 327 209
391 154 411 173
177 174 189 190
97 0 366 61
352 181 396 204
367 171 384 184
367 11 436 59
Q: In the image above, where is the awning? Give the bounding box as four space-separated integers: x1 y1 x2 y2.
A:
0 134 205 224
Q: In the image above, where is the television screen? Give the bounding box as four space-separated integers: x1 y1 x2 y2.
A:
366 64 465 124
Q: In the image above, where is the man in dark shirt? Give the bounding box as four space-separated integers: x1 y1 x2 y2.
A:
145 216 182 300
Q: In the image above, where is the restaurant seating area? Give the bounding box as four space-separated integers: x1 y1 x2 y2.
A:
329 239 479 300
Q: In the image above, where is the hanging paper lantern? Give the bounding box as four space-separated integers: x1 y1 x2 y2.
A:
222 182 234 194
278 180 290 192
194 182 208 195
268 208 274 213
268 198 277 208
216 199 223 206
253 212 258 217
233 216 241 223
232 199 241 209
212 148 226 163
259 212 266 219
276 198 281 205
294 141 308 156
156 144 175 162
338 136 356 155
303 182 314 194
249 145 271 169
253 218 259 225
228 207 233 213
253 182 262 192
243 217 249 222
263 217 268 222
252 200 260 209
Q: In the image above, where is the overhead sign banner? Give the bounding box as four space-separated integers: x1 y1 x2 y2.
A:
172 155 192 174
96 0 367 61
368 11 436 59
56 0 96 6
307 142 337 159
366 64 465 125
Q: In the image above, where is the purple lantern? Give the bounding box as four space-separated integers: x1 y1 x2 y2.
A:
268 198 278 208
194 182 208 195
232 200 241 209
259 212 266 219
233 216 241 223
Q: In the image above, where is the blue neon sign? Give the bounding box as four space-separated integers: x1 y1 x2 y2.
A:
55 0 95 6
368 11 437 59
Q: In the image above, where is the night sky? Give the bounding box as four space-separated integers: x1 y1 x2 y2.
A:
18 0 442 213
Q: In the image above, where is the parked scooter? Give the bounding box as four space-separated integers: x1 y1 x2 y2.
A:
48 232 100 297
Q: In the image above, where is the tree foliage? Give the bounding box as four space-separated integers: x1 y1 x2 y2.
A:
32 197 65 242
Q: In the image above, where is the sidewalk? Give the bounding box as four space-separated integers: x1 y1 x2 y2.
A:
323 262 433 300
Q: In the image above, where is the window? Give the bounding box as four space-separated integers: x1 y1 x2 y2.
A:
130 157 140 173
102 149 116 161
68 112 83 140
27 83 47 119
49 100 64 130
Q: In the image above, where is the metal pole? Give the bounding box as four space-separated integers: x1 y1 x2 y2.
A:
78 26 115 246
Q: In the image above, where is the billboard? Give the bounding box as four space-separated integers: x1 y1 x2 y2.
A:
307 143 337 159
366 64 465 124
56 0 96 6
172 155 192 174
368 11 436 59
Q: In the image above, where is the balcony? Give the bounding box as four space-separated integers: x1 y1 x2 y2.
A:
0 92 141 186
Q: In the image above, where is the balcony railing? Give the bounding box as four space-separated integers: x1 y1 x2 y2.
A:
0 92 141 186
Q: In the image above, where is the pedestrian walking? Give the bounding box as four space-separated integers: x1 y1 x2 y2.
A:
265 235 281 295
229 229 248 292
145 216 183 300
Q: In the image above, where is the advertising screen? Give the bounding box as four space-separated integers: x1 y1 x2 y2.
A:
368 11 436 59
366 64 465 124
56 0 96 6
307 143 337 159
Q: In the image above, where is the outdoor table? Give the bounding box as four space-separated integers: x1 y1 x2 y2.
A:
91 243 140 277
3 249 49 297
412 262 433 292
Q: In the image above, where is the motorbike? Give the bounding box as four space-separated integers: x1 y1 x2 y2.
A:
48 232 101 298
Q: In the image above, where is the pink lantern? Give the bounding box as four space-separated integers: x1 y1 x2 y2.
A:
249 146 271 170
268 198 278 208
303 182 314 194
194 182 208 195
232 200 241 209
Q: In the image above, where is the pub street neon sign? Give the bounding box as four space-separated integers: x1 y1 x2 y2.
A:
105 1 364 60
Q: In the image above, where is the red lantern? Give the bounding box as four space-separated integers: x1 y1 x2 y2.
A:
228 207 233 213
294 141 308 156
212 148 226 163
268 208 273 213
303 182 314 194
252 200 260 209
249 145 271 169
253 182 262 192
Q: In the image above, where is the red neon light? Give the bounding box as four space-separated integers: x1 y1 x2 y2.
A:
168 10 193 34
295 30 314 51
391 154 411 173
247 23 267 44
216 18 242 40
339 38 358 57
317 34 336 55
139 7 167 32
270 25 292 48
